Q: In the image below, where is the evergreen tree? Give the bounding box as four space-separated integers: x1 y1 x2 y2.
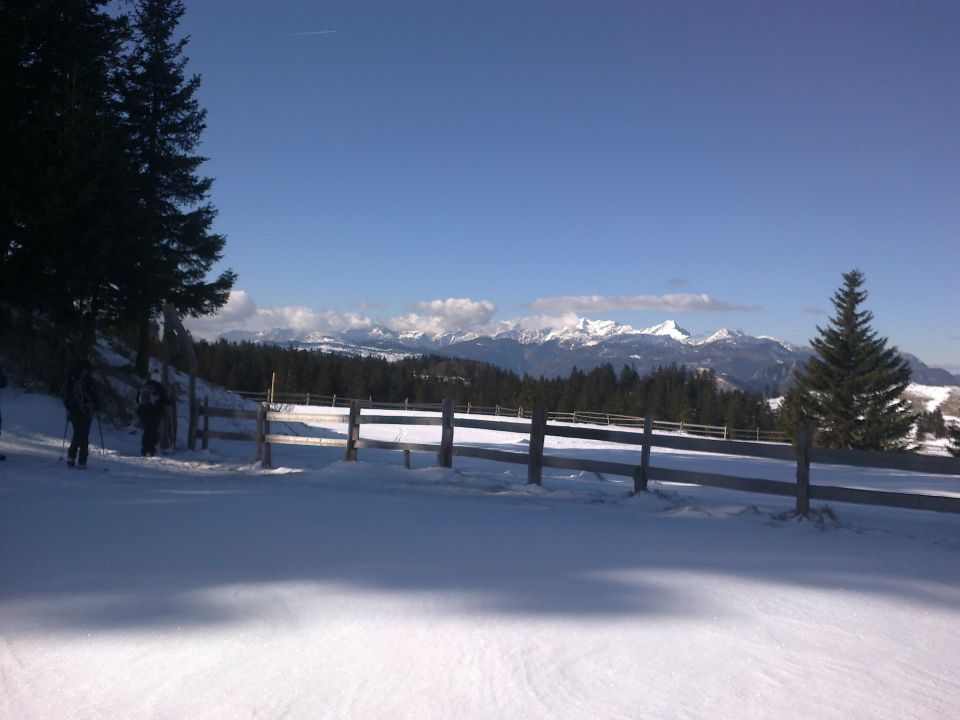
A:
121 0 235 376
948 424 960 458
789 269 913 450
915 409 947 439
0 0 134 345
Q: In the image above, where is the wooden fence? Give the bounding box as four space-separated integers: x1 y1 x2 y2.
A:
229 390 790 443
196 398 960 516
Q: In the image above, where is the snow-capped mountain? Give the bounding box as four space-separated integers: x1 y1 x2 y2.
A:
639 320 693 342
217 318 957 391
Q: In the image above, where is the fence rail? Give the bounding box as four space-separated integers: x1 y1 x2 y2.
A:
228 390 790 443
196 398 960 516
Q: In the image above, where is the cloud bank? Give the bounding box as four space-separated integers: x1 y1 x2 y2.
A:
529 293 757 314
387 298 497 335
183 292 497 339
184 290 374 339
184 290 758 342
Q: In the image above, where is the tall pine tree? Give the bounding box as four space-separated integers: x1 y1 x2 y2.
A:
789 269 913 450
122 0 234 376
0 0 135 345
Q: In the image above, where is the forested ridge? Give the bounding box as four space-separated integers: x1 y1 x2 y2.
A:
185 339 780 431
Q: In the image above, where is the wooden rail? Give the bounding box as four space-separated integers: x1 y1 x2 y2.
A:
196 399 960 515
228 390 791 443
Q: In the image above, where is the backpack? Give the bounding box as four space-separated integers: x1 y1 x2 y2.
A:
139 382 160 408
68 373 94 414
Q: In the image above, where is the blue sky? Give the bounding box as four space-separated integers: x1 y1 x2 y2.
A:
175 1 959 369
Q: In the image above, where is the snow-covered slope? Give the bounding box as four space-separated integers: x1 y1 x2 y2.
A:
904 382 960 417
2 377 960 719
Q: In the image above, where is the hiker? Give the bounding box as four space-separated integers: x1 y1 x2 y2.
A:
136 374 168 457
62 356 98 469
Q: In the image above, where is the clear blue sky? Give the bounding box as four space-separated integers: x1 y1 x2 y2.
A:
175 1 959 369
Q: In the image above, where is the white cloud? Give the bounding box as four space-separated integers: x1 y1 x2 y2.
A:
183 293 501 340
183 291 756 343
508 312 583 332
182 290 257 338
183 290 373 339
255 306 372 333
529 293 757 314
387 298 497 335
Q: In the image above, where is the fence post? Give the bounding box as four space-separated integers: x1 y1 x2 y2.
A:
527 406 547 486
201 396 210 450
263 402 273 468
345 401 360 461
255 402 265 461
723 425 728 440
634 415 653 494
795 422 814 515
331 394 336 407
438 398 454 468
189 395 199 450
403 449 411 469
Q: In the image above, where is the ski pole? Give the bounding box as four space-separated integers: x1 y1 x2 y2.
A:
96 413 105 458
60 415 69 461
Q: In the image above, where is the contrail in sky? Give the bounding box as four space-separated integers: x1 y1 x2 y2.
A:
283 30 336 37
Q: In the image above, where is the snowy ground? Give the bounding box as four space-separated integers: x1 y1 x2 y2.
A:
2 383 960 720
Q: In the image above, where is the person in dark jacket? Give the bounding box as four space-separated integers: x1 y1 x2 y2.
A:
63 357 98 468
137 374 169 457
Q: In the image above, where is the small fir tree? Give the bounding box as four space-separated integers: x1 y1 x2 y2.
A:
790 269 914 450
947 424 960 458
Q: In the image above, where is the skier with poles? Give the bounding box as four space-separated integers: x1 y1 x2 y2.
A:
136 373 168 457
62 355 99 469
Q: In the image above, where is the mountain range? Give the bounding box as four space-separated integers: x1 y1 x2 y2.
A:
220 318 959 392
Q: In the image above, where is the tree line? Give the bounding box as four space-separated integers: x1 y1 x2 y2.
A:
185 339 781 431
0 0 233 376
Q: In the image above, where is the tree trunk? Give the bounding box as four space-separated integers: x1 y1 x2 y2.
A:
134 312 151 378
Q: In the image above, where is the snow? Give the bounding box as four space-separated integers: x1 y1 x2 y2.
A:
701 327 747 344
906 382 956 413
638 319 692 342
2 380 960 720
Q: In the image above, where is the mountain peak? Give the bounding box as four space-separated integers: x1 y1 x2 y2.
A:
703 328 747 343
541 317 640 346
639 320 692 342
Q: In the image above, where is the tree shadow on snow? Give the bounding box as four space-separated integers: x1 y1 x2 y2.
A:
1 459 958 633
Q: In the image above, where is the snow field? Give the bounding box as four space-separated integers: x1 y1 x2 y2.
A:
1 385 959 719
